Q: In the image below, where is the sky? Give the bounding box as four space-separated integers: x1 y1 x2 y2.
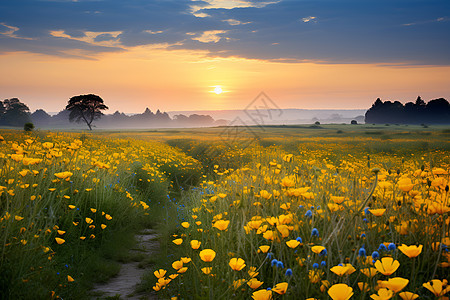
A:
1 0 449 114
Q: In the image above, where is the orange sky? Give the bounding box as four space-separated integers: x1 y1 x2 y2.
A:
1 47 449 113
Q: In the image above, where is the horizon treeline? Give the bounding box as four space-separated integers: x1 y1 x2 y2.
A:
0 98 226 129
365 96 450 124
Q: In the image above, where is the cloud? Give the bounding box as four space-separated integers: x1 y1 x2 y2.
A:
192 30 228 43
0 23 34 40
0 0 449 65
301 16 316 23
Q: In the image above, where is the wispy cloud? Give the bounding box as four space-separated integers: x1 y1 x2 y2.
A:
0 23 34 40
402 16 448 26
50 30 122 47
301 16 317 23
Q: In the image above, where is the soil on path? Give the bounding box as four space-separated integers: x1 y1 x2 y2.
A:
91 229 159 300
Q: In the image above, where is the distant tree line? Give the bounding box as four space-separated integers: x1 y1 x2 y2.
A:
365 96 450 124
0 97 223 129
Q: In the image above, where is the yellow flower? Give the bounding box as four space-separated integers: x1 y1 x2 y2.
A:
67 275 74 282
331 196 345 204
398 178 414 192
85 217 93 224
380 277 409 293
68 205 76 209
172 238 183 245
229 258 246 271
252 289 273 300
55 238 65 244
247 278 263 289
172 260 183 271
423 279 450 298
18 170 29 177
272 282 288 295
199 249 216 262
286 239 300 248
259 245 270 253
358 282 370 292
330 265 350 277
181 257 191 264
201 267 212 274
276 224 290 238
311 245 326 254
369 209 386 217
101 224 107 229
374 257 400 276
177 267 188 273
14 215 24 221
181 222 190 228
218 193 227 198
328 283 354 300
398 244 423 258
90 208 97 213
57 230 65 235
54 172 73 179
154 269 167 278
360 267 378 278
398 292 419 300
213 219 230 231
370 288 393 300
190 240 201 249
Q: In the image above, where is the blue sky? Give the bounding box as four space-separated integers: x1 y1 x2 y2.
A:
1 0 449 64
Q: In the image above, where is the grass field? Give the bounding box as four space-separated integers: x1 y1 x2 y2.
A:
1 124 449 299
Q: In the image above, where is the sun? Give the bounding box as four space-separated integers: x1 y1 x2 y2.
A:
214 86 223 94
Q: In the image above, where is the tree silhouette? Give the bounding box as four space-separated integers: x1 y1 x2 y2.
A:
66 94 108 130
0 98 31 126
365 96 450 124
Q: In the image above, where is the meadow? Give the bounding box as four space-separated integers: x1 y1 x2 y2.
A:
0 124 449 299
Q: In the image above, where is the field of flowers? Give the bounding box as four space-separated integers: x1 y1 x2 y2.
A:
148 132 450 299
1 126 449 299
0 130 202 299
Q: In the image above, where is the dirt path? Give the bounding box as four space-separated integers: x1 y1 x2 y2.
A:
91 229 159 300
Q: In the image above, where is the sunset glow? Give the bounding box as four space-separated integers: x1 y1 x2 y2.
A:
0 0 449 113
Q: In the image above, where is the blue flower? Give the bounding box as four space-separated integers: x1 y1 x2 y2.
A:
312 263 319 269
388 243 396 251
378 244 388 251
321 261 326 267
338 263 343 266
358 248 366 257
296 237 303 243
267 252 273 259
285 268 293 276
299 205 304 209
364 207 370 215
311 228 319 237
361 233 366 238
277 261 284 268
320 249 327 256
305 210 313 218
271 259 278 267
363 218 368 223
372 251 380 260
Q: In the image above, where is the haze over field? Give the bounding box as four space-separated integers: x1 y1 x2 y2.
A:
1 0 449 115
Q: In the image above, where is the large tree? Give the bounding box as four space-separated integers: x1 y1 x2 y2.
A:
0 98 32 127
66 94 108 130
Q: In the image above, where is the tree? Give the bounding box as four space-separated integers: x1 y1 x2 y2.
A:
0 98 31 126
66 94 108 130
